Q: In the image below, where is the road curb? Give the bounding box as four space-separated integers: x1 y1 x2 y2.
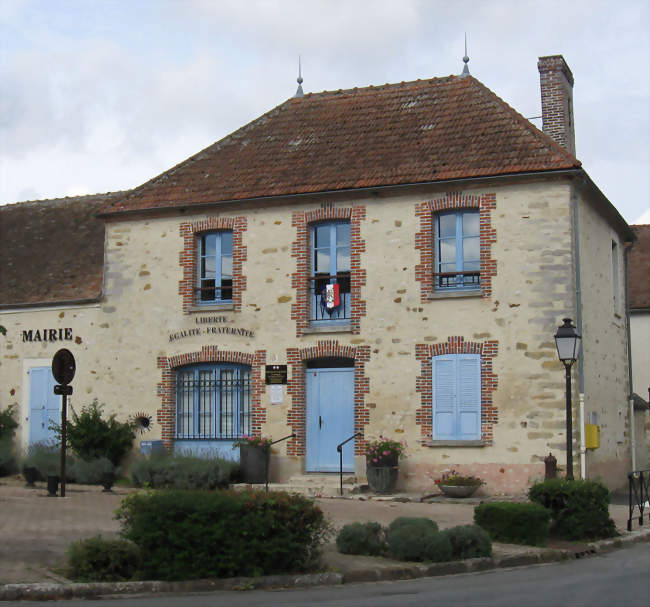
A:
1 528 649 601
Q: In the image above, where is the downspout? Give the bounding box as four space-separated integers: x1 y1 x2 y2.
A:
624 242 636 472
571 182 586 479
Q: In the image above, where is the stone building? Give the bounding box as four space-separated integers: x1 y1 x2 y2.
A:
0 55 637 493
629 224 650 470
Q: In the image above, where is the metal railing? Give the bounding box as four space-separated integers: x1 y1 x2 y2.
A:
310 274 351 322
433 271 480 289
337 432 361 496
265 433 296 493
627 469 650 531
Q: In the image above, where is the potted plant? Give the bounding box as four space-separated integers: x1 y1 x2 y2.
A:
234 435 272 484
365 436 407 494
435 470 484 498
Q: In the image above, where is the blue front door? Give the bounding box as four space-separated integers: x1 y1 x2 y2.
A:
306 367 354 472
29 367 59 445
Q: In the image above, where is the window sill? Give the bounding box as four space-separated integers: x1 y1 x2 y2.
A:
423 440 486 447
304 323 353 334
427 290 481 300
188 304 235 313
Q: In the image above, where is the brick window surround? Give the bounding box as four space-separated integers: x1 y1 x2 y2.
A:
157 347 266 450
179 217 248 313
415 337 498 444
415 193 496 300
291 206 367 336
286 340 371 457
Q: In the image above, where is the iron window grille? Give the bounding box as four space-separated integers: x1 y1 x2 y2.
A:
176 364 251 440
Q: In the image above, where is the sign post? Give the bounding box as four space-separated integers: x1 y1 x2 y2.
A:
52 349 75 498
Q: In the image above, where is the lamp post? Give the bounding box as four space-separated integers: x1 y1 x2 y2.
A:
554 318 581 481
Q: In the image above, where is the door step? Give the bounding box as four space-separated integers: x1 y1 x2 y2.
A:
233 474 364 497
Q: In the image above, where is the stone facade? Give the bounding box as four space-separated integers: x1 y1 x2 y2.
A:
0 176 635 493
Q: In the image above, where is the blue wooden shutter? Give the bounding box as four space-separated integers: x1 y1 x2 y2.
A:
457 355 481 440
433 355 457 439
433 354 481 440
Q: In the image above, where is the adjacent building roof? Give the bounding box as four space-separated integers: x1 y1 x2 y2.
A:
0 192 125 308
629 224 650 310
101 75 580 215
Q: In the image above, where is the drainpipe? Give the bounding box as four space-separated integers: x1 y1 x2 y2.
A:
571 182 586 479
624 241 636 472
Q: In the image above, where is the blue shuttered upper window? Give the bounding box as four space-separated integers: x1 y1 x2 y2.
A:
198 231 233 304
435 211 480 290
432 354 481 440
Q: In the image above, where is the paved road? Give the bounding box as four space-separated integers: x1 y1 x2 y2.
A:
8 542 650 607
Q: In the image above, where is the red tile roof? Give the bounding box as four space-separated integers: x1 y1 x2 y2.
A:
0 193 124 308
630 224 650 310
101 75 580 215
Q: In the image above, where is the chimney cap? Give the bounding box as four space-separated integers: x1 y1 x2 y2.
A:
538 55 574 86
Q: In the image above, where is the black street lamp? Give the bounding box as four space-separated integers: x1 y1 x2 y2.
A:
554 318 581 481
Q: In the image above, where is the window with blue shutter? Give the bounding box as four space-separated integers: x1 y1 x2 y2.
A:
434 210 480 290
198 231 233 304
432 354 481 440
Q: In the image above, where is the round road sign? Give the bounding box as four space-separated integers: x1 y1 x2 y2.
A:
52 348 76 385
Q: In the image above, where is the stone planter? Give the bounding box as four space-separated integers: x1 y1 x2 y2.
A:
239 444 269 484
101 471 115 492
23 466 39 487
438 484 479 498
47 475 60 497
366 453 399 494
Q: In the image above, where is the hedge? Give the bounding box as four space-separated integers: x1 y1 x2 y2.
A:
474 502 551 546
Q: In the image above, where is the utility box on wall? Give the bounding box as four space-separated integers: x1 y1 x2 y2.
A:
585 424 600 449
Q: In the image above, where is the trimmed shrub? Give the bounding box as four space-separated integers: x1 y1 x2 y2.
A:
387 524 436 562
441 524 492 559
474 502 551 546
22 442 61 480
131 454 236 490
336 522 385 556
66 536 141 582
528 478 617 540
422 532 453 562
69 457 114 485
56 400 135 467
0 405 19 476
388 517 438 535
116 489 330 580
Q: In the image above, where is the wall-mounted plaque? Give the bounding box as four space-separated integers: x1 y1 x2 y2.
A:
265 364 287 385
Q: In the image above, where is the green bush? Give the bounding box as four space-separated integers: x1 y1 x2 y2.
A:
474 502 551 546
0 405 19 476
22 442 62 479
422 532 453 563
388 516 438 535
66 536 141 582
55 400 134 467
387 524 435 562
528 478 617 540
131 454 236 490
116 489 330 580
441 525 492 559
69 457 114 485
336 522 385 556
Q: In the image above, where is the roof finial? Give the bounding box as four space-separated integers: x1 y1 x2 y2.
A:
295 55 304 97
461 33 470 77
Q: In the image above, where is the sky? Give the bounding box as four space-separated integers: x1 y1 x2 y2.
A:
1 0 649 224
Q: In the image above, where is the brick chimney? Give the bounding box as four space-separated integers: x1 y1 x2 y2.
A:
538 55 576 156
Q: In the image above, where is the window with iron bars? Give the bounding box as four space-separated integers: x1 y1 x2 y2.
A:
311 221 351 322
176 364 251 439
